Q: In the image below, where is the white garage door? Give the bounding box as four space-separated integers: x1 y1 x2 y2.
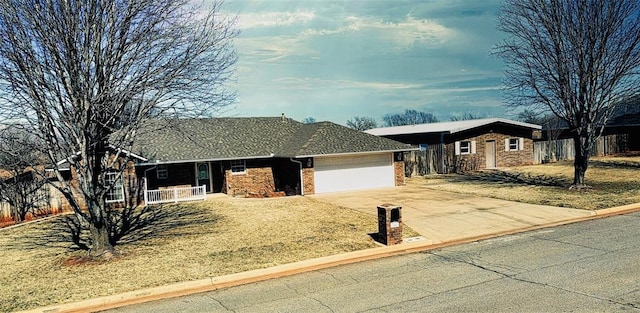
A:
314 153 395 194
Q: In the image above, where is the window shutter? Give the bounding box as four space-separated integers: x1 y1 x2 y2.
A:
505 139 509 151
471 140 477 154
455 141 461 155
519 137 524 150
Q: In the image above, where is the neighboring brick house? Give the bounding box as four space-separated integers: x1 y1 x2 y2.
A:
366 118 542 174
128 116 412 198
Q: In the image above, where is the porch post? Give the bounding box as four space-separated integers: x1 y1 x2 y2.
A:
174 188 178 204
143 177 149 207
208 161 213 194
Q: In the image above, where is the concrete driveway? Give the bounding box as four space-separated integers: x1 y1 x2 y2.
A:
312 184 595 244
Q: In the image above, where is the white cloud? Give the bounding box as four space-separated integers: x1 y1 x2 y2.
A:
237 10 315 29
272 77 419 90
302 14 454 48
236 13 454 63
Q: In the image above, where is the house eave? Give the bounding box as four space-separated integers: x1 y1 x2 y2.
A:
295 148 418 158
137 154 277 166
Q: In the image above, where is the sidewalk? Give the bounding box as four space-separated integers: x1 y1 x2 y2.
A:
21 187 640 313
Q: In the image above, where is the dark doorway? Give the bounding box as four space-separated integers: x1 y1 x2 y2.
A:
272 159 301 195
211 161 224 193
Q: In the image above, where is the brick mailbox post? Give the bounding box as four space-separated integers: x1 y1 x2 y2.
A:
377 203 402 245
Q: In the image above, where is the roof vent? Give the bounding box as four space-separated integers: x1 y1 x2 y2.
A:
281 113 285 122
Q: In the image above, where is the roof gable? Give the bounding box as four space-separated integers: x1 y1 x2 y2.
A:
283 121 410 157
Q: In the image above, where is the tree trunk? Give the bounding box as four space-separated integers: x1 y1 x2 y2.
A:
89 223 115 258
572 135 590 187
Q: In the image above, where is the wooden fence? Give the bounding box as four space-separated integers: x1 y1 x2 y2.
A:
0 185 67 223
0 201 10 221
405 144 446 176
405 133 630 176
534 134 629 164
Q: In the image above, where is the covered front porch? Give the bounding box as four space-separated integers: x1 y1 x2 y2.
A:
138 157 304 202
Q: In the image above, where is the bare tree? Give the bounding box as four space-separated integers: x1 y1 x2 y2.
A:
0 0 237 258
0 129 48 222
302 117 317 124
449 113 487 121
382 109 439 127
346 116 378 131
495 0 640 187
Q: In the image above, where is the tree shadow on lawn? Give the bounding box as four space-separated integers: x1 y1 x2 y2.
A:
452 170 569 187
3 203 223 253
589 160 640 169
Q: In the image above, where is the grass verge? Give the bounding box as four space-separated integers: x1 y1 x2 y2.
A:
0 196 418 312
417 156 640 210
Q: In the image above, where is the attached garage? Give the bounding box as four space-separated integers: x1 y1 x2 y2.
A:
314 153 395 194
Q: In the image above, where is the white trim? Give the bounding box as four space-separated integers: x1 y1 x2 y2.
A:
107 145 148 162
145 185 206 205
455 141 461 155
457 141 472 155
290 158 304 196
471 140 477 154
104 172 125 203
366 118 542 136
136 149 417 166
55 147 148 168
208 161 214 191
519 137 525 151
506 138 520 151
295 148 417 158
138 155 276 166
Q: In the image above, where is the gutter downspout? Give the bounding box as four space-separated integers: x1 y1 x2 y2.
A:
143 165 157 206
289 158 304 196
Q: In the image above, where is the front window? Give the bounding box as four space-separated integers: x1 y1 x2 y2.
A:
231 160 246 174
105 172 124 203
509 138 519 151
157 165 168 180
460 141 471 154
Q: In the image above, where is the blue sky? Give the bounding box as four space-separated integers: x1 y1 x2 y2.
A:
221 0 507 125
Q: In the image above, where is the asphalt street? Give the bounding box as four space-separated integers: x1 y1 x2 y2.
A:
105 212 640 312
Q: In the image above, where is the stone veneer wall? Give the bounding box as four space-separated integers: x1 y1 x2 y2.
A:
452 132 534 170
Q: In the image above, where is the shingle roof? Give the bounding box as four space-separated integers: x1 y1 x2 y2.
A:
130 117 410 163
282 121 411 157
365 118 542 136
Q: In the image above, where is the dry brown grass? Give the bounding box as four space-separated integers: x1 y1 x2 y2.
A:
0 196 418 312
417 156 640 210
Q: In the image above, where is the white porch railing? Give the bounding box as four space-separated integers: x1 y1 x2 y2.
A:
144 185 207 205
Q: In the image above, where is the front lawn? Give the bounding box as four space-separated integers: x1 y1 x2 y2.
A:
417 155 640 210
0 196 418 312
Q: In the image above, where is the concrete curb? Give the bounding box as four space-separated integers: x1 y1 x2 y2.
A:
20 203 640 313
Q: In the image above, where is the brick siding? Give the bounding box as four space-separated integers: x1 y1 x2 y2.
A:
225 166 277 197
394 160 405 186
302 167 315 195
